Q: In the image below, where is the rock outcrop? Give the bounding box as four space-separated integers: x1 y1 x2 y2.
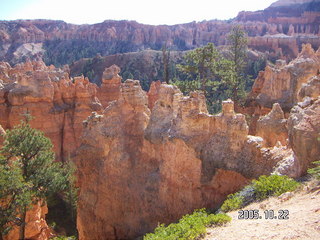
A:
3 202 52 240
0 59 102 162
247 44 320 112
96 64 122 107
287 96 320 176
75 80 291 239
147 80 161 110
244 43 320 135
256 103 288 147
247 42 320 177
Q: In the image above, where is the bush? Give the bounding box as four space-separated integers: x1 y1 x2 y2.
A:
220 193 244 212
143 209 231 240
307 161 320 180
252 175 300 200
51 236 76 240
220 175 300 212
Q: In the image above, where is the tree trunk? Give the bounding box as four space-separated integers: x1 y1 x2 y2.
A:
18 207 26 240
162 43 170 84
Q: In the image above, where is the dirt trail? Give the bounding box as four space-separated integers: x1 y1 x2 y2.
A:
206 183 320 240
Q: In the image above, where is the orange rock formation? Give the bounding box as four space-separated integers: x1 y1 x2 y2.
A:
75 80 291 239
96 64 122 107
4 202 52 240
247 43 320 177
0 59 102 162
288 96 320 176
256 103 288 147
248 44 320 111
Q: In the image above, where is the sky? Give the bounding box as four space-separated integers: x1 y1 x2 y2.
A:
1 0 277 25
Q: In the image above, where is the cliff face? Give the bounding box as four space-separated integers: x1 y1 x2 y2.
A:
246 44 320 115
1 0 320 65
75 80 296 239
248 43 320 177
288 96 320 176
0 59 102 162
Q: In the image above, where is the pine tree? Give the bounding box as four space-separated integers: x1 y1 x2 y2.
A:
175 28 250 112
0 116 76 240
162 43 170 84
177 42 220 93
224 25 249 105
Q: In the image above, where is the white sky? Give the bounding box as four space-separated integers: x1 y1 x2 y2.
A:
1 0 277 25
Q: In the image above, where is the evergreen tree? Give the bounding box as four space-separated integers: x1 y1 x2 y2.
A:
175 28 250 112
224 25 249 105
0 116 76 240
177 43 220 93
0 156 30 240
162 43 170 84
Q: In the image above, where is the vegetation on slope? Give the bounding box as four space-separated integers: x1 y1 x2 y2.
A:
221 175 300 212
43 39 158 67
308 161 320 180
143 172 311 240
143 209 231 240
69 50 185 89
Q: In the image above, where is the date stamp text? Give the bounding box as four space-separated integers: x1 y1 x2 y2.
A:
238 209 289 220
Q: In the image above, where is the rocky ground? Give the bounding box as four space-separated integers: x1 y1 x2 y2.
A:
205 180 320 240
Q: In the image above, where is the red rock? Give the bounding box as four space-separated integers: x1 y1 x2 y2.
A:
4 202 52 240
96 65 122 108
0 60 102 162
287 96 320 176
247 44 320 114
256 103 288 147
147 80 161 110
75 82 284 239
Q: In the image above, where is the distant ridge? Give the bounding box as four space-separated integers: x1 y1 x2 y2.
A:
270 0 319 8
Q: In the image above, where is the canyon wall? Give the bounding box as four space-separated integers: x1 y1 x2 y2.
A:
1 0 320 65
0 42 319 239
0 59 103 162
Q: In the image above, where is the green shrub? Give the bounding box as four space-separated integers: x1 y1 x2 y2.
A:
51 236 76 240
308 161 320 180
220 193 244 212
143 209 231 240
252 175 300 200
220 175 300 212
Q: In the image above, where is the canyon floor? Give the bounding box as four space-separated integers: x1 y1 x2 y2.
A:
205 180 320 240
